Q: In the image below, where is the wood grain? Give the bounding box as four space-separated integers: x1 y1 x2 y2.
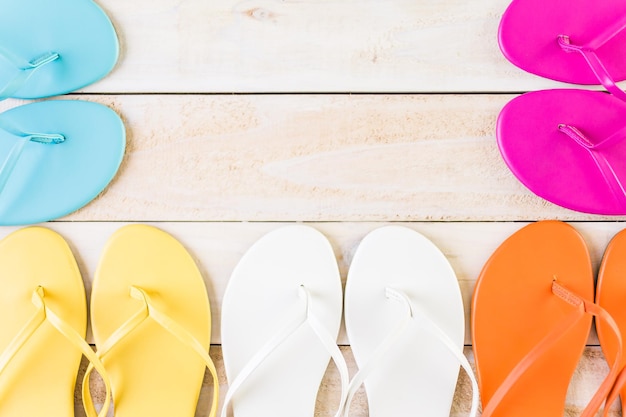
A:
80 0 620 93
3 94 623 222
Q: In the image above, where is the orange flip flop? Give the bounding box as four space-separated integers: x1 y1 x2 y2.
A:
471 221 622 417
596 229 626 415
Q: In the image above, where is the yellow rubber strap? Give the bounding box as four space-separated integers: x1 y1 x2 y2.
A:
0 286 111 417
83 285 219 417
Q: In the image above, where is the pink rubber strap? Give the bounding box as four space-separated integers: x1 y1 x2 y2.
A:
558 124 626 210
557 16 626 102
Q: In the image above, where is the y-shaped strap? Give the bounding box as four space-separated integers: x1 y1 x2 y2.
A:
481 280 623 417
0 286 111 417
0 45 59 100
221 285 349 417
339 287 479 417
604 357 626 412
82 286 220 417
0 118 64 196
557 16 626 102
558 123 626 211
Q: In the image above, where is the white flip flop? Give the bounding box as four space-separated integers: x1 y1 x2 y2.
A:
343 226 478 417
221 225 349 417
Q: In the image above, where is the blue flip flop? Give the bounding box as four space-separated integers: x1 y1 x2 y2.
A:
0 0 118 100
0 100 125 225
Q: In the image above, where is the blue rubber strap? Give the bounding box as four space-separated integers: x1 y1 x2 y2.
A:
0 119 65 196
0 45 31 68
0 45 59 100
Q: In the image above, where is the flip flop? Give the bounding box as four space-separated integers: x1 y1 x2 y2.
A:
0 100 125 225
471 221 622 417
498 0 626 101
342 226 478 417
497 89 626 215
0 0 118 100
85 225 219 417
221 225 348 417
0 227 110 417
596 228 626 416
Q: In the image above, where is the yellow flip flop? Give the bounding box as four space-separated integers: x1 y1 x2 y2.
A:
0 227 110 417
85 224 219 417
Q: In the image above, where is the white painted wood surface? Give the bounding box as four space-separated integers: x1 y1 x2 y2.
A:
4 94 625 222
86 0 622 93
2 0 626 415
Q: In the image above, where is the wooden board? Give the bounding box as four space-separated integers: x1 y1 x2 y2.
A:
83 0 622 93
4 94 624 222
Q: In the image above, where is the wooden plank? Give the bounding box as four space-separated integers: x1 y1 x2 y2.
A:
78 346 620 417
4 94 622 222
2 221 623 345
82 0 617 93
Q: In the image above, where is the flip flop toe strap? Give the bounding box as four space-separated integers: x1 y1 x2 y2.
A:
604 359 626 413
0 45 59 100
82 285 220 417
558 17 626 102
0 118 65 196
481 281 622 417
0 286 112 417
221 285 349 417
340 287 479 417
558 123 626 211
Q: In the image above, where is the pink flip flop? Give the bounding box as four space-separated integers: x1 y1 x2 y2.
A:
499 0 626 101
497 89 626 215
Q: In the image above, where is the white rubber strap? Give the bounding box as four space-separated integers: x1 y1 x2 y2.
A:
409 296 479 417
341 287 478 417
221 285 349 417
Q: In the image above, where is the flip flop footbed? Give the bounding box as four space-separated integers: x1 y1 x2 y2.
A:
345 226 464 417
0 0 118 98
497 89 626 215
499 0 626 85
596 229 626 415
0 100 125 225
221 225 343 417
471 221 593 417
0 227 86 417
90 225 211 417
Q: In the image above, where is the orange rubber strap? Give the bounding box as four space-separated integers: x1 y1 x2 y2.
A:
481 281 622 417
